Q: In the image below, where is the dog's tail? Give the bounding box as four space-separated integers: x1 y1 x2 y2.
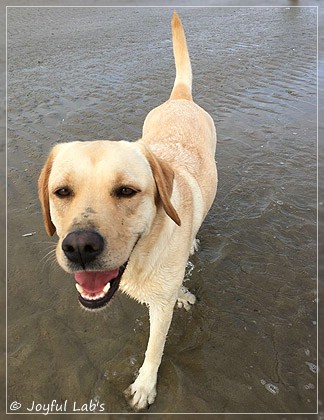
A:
170 11 193 101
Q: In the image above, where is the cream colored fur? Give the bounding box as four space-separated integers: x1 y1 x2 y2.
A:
38 11 217 411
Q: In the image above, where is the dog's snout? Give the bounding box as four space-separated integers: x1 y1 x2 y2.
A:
62 230 104 266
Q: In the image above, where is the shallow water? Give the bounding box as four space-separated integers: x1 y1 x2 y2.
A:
7 7 317 414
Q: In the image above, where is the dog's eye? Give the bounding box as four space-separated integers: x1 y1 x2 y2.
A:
54 187 72 198
115 187 138 198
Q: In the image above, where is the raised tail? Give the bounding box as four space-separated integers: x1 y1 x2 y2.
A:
170 11 193 101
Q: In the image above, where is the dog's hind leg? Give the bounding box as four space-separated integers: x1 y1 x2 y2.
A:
190 238 200 255
177 285 196 311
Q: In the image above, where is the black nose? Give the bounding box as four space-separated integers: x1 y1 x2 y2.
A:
62 230 104 266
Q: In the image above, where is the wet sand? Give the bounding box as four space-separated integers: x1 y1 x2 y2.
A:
5 4 320 416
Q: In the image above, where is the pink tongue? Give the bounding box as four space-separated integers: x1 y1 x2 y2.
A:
75 270 119 294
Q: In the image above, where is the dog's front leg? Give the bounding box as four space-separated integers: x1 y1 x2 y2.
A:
125 300 175 411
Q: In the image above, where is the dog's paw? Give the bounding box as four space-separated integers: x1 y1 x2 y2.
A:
177 285 196 311
124 376 157 411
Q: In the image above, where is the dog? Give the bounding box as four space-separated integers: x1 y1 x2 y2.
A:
38 11 217 411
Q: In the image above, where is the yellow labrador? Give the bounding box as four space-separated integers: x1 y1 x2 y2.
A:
38 11 217 411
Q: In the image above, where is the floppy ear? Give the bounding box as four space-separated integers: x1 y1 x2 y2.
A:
143 146 181 226
38 150 56 236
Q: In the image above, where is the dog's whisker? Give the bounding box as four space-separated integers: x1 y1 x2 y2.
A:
40 249 56 264
37 249 58 274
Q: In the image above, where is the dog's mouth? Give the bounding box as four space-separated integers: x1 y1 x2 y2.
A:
74 265 126 310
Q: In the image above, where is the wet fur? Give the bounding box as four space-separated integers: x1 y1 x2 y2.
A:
38 11 217 411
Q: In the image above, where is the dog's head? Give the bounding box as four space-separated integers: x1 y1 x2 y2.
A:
38 140 180 310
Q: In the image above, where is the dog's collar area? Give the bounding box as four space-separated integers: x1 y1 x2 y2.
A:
76 264 127 310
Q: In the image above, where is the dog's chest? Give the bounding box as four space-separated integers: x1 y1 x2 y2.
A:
120 266 171 306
